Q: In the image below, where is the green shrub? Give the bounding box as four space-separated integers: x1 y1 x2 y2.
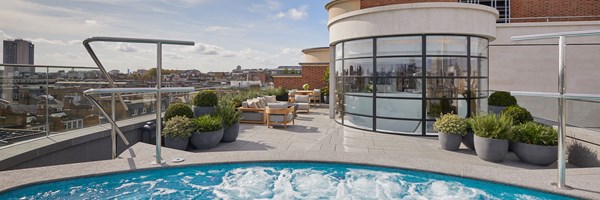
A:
501 105 533 125
511 122 558 146
469 113 512 139
488 91 517 107
321 86 329 96
216 99 242 128
162 116 194 139
193 90 218 107
193 115 223 132
433 113 467 135
164 103 193 121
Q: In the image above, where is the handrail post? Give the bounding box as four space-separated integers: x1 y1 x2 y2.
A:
556 36 568 188
155 42 164 164
45 66 50 136
111 93 117 159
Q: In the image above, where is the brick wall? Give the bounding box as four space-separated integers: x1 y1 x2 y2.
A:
361 0 456 9
273 65 328 90
511 0 600 22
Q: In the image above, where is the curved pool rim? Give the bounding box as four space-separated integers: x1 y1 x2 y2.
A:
0 160 577 199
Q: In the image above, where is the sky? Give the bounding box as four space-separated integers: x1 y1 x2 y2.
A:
0 0 330 72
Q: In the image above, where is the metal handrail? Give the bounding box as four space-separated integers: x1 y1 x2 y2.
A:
0 64 97 69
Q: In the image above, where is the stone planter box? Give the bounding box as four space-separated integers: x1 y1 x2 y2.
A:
193 106 214 117
191 129 224 150
474 135 508 162
221 122 240 143
164 136 189 151
438 133 462 151
276 94 289 102
462 131 475 151
512 142 558 166
488 106 506 115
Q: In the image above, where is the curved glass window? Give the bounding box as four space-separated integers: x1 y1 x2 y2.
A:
333 35 489 136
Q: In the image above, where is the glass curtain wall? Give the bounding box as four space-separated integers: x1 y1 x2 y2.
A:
334 35 489 135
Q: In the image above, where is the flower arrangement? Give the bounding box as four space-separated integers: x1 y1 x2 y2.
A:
303 84 310 90
433 113 467 135
162 116 194 140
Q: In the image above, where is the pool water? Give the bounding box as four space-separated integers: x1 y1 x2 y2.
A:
0 162 572 199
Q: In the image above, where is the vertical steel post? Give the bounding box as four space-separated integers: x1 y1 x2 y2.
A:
111 93 116 159
155 42 163 164
557 36 567 188
45 67 50 136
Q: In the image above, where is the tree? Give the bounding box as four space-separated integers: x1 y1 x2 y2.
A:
290 69 296 74
283 67 289 74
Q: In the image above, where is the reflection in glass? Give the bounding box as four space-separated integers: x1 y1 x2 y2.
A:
471 78 488 97
377 118 421 134
426 121 437 134
344 39 373 58
426 78 468 98
344 114 373 129
470 58 488 77
344 59 372 76
376 57 421 77
335 60 343 76
471 37 489 57
335 43 343 59
344 95 373 115
344 77 373 95
426 99 468 119
377 36 422 56
376 98 421 119
477 98 488 115
426 57 468 77
375 78 421 94
426 36 468 55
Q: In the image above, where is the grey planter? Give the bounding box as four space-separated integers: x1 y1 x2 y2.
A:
512 142 558 166
221 122 240 143
488 106 506 115
462 131 475 151
164 136 189 151
474 135 508 162
438 133 462 151
193 106 215 117
191 129 224 150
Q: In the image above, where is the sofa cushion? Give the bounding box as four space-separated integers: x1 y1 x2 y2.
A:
242 101 249 108
270 113 294 123
268 102 288 109
241 112 263 122
258 97 266 107
295 95 309 103
264 95 276 103
248 100 258 108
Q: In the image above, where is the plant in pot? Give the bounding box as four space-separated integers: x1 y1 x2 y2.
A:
216 99 242 142
303 83 310 91
462 118 476 151
433 113 467 151
501 105 533 125
191 115 224 149
469 113 513 162
192 90 218 117
162 116 194 150
511 122 558 166
322 67 330 104
275 87 288 101
488 91 517 114
164 103 194 122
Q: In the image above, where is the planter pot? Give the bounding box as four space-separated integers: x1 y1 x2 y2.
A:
191 129 224 150
462 131 475 151
165 136 189 151
193 106 214 117
276 93 289 101
221 122 240 142
509 141 516 152
488 106 506 115
474 135 508 162
512 142 558 166
323 95 329 104
438 133 462 151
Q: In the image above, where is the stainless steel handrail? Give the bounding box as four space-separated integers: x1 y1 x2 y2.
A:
0 64 97 69
83 37 194 163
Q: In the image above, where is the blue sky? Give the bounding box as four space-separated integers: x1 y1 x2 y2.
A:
0 0 330 72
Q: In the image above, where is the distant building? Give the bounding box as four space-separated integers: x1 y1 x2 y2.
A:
3 39 34 73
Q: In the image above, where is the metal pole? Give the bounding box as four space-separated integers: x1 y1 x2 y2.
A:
111 93 116 159
556 36 568 188
155 42 164 164
45 67 49 136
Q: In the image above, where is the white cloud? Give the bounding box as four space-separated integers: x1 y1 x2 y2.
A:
183 42 234 56
161 0 211 7
115 43 138 52
204 26 231 32
281 47 301 55
287 6 308 20
84 19 98 26
165 52 184 60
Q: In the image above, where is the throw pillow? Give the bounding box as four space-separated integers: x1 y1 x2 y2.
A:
264 95 277 103
295 95 309 102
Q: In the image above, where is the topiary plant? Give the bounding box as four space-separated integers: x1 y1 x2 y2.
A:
162 115 194 140
193 115 223 132
511 121 558 146
216 99 242 128
469 113 513 140
433 113 467 135
193 90 218 107
488 91 517 107
164 103 193 121
501 105 533 125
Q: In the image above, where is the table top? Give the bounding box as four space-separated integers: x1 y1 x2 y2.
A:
295 90 314 95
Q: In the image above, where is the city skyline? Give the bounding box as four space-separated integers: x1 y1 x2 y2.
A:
0 0 329 72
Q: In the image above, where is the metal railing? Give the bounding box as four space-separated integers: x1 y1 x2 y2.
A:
83 37 194 163
511 29 600 189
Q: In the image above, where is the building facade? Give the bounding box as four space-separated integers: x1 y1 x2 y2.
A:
3 39 35 73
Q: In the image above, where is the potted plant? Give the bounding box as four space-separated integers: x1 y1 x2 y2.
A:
162 116 194 150
488 91 517 114
303 83 310 91
275 87 288 101
511 122 558 166
322 67 330 104
501 105 533 125
192 90 218 117
190 115 224 149
470 113 512 162
164 103 194 122
433 113 467 151
462 118 476 151
216 99 242 142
